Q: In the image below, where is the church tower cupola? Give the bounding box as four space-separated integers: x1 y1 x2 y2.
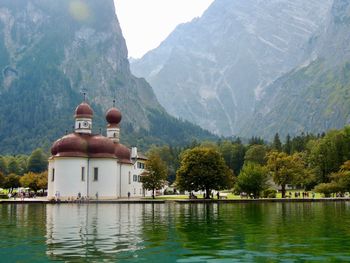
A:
74 101 93 134
106 100 122 143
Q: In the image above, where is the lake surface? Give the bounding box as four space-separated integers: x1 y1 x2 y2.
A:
1 202 350 262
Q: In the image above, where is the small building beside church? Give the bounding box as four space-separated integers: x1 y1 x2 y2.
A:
47 101 148 200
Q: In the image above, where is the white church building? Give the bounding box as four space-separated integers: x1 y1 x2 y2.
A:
47 100 149 200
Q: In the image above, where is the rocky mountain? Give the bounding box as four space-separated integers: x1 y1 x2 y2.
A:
0 0 215 154
131 0 333 136
241 0 350 139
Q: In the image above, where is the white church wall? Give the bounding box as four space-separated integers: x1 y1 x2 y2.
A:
89 159 118 199
133 160 151 197
120 164 133 197
52 158 88 199
119 163 145 198
48 160 54 198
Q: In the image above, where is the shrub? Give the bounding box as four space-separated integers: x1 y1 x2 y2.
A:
263 189 277 198
314 183 341 197
0 194 9 199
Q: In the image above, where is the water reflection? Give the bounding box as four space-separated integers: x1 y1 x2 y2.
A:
46 203 154 261
43 202 350 262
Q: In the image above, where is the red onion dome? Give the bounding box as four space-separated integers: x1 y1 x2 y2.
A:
106 107 122 125
115 143 131 163
52 133 88 157
88 135 116 158
75 102 93 118
51 139 59 156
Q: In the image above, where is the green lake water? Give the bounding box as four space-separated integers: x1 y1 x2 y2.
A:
1 202 350 262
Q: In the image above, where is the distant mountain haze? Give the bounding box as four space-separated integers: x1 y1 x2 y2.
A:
0 0 215 154
131 0 333 137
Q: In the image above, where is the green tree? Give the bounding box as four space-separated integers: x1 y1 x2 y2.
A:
283 134 292 154
235 163 269 198
0 171 5 188
314 160 350 196
291 132 316 153
3 174 20 193
141 152 168 199
176 147 234 199
7 158 19 175
200 141 218 149
27 148 48 173
330 171 350 193
272 133 282 152
340 160 350 171
218 141 246 175
248 136 265 145
0 157 7 175
147 145 182 184
244 145 267 165
307 128 350 184
266 151 305 198
37 171 48 190
314 183 341 197
20 171 48 193
16 155 28 175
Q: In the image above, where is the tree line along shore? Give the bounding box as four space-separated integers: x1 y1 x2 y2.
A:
1 127 350 200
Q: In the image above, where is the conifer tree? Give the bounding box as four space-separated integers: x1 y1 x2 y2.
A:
283 134 292 154
272 133 282 152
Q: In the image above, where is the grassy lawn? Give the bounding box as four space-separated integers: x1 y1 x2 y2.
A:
0 189 10 194
148 190 328 200
148 195 189 200
147 193 242 200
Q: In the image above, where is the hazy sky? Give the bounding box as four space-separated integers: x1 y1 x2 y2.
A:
114 0 214 59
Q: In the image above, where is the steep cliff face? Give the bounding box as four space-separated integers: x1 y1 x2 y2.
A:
242 0 350 139
131 0 333 136
0 0 214 154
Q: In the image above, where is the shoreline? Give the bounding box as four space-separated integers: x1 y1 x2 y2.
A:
1 197 350 204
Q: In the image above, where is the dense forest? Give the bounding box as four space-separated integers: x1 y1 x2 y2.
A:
0 148 48 194
149 126 350 197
